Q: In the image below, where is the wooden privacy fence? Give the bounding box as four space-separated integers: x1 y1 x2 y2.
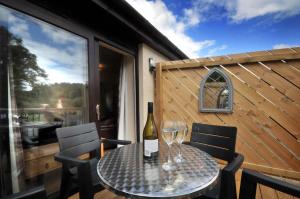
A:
155 47 300 180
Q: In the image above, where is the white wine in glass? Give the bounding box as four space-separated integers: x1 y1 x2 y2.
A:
174 121 188 163
161 120 178 171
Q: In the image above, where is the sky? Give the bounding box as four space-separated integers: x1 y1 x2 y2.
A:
125 0 300 58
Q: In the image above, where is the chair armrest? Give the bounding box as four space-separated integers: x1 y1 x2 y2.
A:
54 153 88 167
102 138 131 145
223 153 244 174
240 169 300 198
182 141 190 145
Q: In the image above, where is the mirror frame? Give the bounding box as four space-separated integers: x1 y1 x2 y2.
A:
199 67 233 113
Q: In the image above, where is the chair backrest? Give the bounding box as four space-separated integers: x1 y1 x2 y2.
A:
5 186 47 199
56 122 100 157
239 169 300 199
191 123 237 161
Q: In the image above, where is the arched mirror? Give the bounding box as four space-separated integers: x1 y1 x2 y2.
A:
199 68 233 113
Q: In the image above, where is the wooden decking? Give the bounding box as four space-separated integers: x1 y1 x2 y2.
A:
69 186 299 199
69 171 300 199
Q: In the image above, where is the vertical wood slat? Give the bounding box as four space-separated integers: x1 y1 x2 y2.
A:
155 63 163 140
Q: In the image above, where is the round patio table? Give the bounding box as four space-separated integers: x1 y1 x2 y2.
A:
97 143 220 198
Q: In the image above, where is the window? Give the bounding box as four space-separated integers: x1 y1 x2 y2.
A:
199 68 233 113
0 4 88 196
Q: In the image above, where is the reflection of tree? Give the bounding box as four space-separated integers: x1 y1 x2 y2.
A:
1 26 85 109
0 26 48 107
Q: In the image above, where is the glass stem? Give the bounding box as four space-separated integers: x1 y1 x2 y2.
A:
168 144 172 164
179 143 182 158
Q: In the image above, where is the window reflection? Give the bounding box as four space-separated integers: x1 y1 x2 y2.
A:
0 4 88 196
217 88 229 109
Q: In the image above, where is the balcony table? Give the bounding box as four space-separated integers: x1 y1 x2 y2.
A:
21 121 62 146
97 143 220 198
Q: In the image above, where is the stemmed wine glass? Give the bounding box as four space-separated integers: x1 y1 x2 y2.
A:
174 121 188 163
161 120 178 171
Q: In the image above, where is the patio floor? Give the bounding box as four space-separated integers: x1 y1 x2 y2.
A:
69 170 300 199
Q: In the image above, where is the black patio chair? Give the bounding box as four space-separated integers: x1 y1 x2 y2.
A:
54 122 131 199
184 123 244 199
4 186 47 199
239 169 300 199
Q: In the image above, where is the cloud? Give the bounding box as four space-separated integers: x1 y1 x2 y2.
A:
231 0 300 21
125 0 217 58
39 21 84 45
8 14 31 38
182 8 201 27
188 0 300 22
273 43 298 49
0 5 10 23
23 39 88 83
207 45 227 56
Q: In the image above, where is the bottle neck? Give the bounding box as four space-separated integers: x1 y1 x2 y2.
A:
146 112 153 121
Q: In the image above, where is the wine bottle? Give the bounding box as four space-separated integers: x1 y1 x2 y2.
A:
143 102 158 158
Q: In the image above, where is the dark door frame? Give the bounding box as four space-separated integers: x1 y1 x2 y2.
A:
95 39 140 142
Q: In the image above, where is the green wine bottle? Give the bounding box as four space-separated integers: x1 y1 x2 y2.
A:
143 102 158 158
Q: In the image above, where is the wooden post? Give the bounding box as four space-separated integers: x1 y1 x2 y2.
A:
100 142 104 158
155 63 163 141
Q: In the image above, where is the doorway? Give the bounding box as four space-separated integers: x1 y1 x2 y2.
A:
97 43 136 148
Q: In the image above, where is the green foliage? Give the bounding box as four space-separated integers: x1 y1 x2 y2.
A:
19 82 85 108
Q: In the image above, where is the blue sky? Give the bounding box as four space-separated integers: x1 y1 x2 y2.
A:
126 0 300 58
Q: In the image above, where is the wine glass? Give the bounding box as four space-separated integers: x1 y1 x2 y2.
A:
161 120 178 171
174 121 188 163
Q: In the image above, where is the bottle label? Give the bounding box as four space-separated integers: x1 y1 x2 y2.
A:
144 139 158 157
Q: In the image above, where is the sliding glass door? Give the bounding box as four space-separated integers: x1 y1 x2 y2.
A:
0 4 88 196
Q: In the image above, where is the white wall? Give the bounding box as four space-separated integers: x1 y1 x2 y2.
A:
138 43 169 141
123 55 136 142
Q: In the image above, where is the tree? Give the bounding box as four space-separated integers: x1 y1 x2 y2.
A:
0 26 48 107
